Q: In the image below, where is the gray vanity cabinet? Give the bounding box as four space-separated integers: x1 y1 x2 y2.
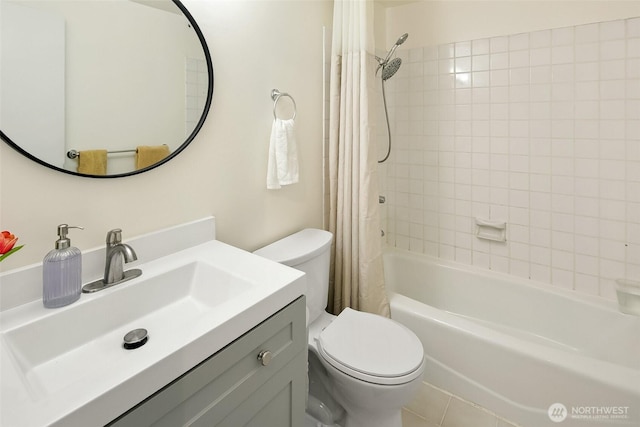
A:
108 297 307 427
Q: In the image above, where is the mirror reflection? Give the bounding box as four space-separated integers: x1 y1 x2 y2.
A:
0 0 212 177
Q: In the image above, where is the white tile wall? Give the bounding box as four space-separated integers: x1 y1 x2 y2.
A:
185 57 208 136
381 17 640 300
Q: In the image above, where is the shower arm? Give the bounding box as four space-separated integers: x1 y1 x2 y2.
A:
375 56 386 76
382 44 400 64
375 44 399 68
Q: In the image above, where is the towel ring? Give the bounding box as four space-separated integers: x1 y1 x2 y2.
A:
271 89 297 120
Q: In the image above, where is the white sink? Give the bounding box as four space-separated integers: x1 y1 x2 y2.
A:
4 261 253 398
0 240 305 427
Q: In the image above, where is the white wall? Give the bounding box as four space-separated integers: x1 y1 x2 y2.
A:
385 1 640 48
0 0 333 271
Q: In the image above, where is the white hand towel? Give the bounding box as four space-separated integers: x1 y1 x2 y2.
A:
267 118 299 189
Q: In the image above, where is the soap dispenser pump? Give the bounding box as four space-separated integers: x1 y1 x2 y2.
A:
43 224 84 308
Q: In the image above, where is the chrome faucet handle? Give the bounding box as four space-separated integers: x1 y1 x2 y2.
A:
106 229 123 246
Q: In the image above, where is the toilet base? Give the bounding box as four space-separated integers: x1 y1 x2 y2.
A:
307 350 346 426
305 412 342 427
343 410 401 427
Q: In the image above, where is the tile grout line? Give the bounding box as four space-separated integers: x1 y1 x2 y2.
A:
438 394 452 426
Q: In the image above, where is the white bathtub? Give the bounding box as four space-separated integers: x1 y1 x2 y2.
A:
384 248 640 427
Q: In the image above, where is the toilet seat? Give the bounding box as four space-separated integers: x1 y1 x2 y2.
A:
316 308 424 385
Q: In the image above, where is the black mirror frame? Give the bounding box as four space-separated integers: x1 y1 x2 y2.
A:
0 0 214 179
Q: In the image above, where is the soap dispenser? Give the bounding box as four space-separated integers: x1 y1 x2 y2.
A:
43 224 84 308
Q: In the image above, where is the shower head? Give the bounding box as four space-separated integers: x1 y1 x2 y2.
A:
381 33 409 65
381 57 402 81
376 32 408 79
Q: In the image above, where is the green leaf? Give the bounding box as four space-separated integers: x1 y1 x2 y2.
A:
0 245 24 262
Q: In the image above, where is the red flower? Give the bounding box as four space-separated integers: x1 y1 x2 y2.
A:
0 231 18 255
0 230 23 262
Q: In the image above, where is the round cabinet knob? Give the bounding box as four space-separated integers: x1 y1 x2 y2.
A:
258 350 272 366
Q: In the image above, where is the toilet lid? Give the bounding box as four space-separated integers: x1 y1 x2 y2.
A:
316 308 424 385
253 229 332 267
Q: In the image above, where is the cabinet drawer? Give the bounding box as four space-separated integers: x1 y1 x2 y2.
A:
108 296 306 427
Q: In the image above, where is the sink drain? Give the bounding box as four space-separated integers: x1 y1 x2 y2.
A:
123 328 148 350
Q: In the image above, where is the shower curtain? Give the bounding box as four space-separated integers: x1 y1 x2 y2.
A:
327 0 390 317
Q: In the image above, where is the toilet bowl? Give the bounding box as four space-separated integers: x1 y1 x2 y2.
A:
308 310 424 427
254 229 425 427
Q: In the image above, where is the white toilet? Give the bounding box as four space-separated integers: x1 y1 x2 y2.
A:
254 229 425 427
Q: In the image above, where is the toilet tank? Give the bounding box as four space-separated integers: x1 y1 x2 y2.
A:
254 229 333 324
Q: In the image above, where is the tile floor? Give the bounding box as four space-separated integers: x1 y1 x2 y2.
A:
402 381 521 427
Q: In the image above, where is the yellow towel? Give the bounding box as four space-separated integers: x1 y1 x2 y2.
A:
136 145 170 170
77 150 107 175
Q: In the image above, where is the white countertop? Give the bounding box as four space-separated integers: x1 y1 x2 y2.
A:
0 237 305 427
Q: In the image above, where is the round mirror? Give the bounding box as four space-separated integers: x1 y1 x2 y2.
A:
0 0 213 178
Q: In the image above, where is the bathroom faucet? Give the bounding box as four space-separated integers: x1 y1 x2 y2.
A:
104 229 137 284
82 229 142 293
